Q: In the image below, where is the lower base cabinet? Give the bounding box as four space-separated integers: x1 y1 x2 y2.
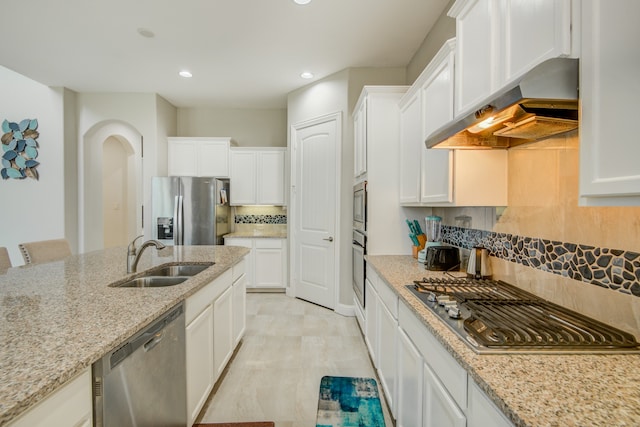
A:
186 304 215 425
213 286 233 379
424 363 466 427
397 328 423 427
224 237 287 289
7 369 92 427
185 259 247 426
363 274 515 427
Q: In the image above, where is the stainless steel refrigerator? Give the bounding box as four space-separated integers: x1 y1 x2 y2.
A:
151 177 230 245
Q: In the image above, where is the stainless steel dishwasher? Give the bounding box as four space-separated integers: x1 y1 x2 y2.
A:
93 303 186 427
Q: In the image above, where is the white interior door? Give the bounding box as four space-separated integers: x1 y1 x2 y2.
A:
291 114 340 310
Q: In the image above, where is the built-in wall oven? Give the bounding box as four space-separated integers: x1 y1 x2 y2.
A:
353 181 367 308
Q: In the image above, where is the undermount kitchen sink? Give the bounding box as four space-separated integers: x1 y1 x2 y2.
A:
140 263 213 278
110 263 214 288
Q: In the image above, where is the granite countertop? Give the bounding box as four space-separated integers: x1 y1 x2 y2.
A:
0 245 249 426
366 255 640 427
224 231 287 239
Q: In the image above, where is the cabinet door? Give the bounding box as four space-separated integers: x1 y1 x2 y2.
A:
377 299 397 417
354 98 367 178
168 140 199 176
423 363 466 427
225 238 254 288
503 0 572 84
579 0 640 205
397 328 424 427
213 286 234 380
452 0 498 116
8 369 92 427
254 239 285 288
467 380 514 427
364 278 378 366
199 141 230 177
232 273 246 346
186 305 214 426
399 91 422 205
257 150 285 205
230 151 257 205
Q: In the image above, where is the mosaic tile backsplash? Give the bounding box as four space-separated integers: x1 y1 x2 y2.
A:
235 214 287 224
442 225 640 297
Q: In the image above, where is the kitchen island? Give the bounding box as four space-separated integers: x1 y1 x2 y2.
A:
0 245 249 426
366 255 640 427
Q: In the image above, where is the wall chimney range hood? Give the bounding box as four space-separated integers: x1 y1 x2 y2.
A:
426 58 579 149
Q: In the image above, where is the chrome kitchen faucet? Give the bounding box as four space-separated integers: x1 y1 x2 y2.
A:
127 235 166 273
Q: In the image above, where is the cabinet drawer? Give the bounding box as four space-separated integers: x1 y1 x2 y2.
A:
376 279 398 319
232 258 246 282
185 269 232 324
399 300 467 409
255 238 283 249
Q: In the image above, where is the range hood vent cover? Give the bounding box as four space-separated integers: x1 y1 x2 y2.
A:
426 58 579 149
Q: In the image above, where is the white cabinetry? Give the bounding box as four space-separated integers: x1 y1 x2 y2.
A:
353 99 367 179
355 86 410 254
397 328 424 427
185 304 214 425
224 237 287 289
230 148 286 205
213 286 233 379
467 380 513 427
7 369 92 427
424 363 466 427
579 1 640 205
168 137 232 177
185 263 245 426
364 264 398 416
232 259 247 345
449 0 575 117
399 39 507 207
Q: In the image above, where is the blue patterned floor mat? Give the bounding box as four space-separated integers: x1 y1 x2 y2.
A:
316 376 385 427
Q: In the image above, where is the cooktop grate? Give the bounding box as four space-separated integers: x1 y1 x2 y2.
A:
408 277 640 353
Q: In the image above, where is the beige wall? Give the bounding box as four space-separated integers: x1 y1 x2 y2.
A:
437 131 640 337
406 0 456 84
177 107 287 147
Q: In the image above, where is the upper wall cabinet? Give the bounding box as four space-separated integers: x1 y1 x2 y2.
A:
579 1 640 205
449 0 576 117
354 98 368 180
230 148 286 206
168 137 232 177
399 39 508 207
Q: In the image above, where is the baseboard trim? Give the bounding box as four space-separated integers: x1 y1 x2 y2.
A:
335 302 355 317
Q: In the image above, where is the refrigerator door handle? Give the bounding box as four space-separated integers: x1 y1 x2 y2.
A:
174 195 184 245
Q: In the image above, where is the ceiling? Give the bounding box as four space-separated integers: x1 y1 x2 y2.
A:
0 0 449 109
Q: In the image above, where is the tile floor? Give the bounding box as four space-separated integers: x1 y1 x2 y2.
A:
198 293 394 427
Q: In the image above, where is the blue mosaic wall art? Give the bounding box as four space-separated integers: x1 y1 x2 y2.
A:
1 119 40 180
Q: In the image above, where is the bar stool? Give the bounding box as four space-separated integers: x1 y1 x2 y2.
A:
0 247 11 269
18 238 72 265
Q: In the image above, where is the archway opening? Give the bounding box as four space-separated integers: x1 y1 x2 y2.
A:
102 136 134 248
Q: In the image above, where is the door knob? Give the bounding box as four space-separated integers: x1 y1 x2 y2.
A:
323 237 334 242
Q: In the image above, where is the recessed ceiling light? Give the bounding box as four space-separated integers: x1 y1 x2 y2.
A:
137 28 155 38
300 72 314 79
179 70 193 78
293 0 311 4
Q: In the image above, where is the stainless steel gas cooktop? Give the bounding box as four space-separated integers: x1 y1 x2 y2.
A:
407 277 640 354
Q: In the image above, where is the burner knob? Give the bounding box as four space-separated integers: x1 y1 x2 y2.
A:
437 295 451 306
448 306 461 319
